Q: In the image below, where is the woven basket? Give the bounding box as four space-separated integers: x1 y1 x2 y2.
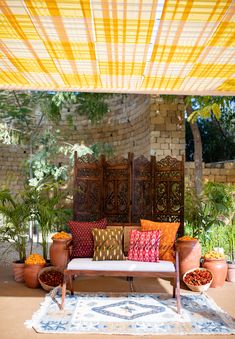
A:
183 268 213 292
38 266 64 292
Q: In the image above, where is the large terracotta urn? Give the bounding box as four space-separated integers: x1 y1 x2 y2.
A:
24 263 46 288
176 239 201 278
50 238 72 268
227 263 235 282
203 259 228 288
12 261 25 283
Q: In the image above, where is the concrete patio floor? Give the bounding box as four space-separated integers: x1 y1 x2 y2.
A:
0 265 234 339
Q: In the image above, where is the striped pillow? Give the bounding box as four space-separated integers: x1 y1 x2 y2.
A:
92 228 125 261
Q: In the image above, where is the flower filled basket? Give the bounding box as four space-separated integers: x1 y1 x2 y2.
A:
38 266 64 292
183 268 213 292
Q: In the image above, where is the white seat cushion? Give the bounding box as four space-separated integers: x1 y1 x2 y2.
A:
67 258 175 272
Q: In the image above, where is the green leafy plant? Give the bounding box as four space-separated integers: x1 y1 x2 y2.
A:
26 180 70 260
185 182 235 254
0 189 30 262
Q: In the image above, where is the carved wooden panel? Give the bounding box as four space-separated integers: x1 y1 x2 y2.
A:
73 153 184 234
132 156 153 223
73 153 102 221
103 156 130 223
153 156 184 235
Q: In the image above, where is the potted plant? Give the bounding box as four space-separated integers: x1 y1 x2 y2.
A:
202 250 227 288
225 221 235 282
27 180 70 261
184 182 235 254
24 253 46 288
0 189 30 282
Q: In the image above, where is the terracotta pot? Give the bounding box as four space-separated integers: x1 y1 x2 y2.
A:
203 258 228 288
24 263 46 288
176 239 201 278
12 261 25 283
49 238 72 268
227 263 235 282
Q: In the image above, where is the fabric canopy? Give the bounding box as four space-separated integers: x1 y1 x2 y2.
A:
0 0 234 95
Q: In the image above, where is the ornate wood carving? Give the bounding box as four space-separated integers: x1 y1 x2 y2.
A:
73 153 184 234
132 156 152 223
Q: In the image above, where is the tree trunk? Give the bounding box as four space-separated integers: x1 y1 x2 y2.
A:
186 106 203 196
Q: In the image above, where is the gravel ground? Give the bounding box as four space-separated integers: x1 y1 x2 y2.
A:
0 241 48 266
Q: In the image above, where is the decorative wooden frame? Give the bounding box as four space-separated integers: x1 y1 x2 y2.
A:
73 153 184 236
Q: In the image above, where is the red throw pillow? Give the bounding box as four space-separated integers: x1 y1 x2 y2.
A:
68 218 108 258
127 229 161 262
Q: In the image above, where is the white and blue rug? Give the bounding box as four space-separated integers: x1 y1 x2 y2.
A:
25 292 235 335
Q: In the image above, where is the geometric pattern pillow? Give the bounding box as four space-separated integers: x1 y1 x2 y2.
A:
140 219 180 262
68 218 107 258
92 228 125 261
127 229 161 262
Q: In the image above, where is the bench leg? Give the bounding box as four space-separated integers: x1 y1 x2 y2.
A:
69 274 74 295
175 251 181 314
173 277 176 298
61 276 67 310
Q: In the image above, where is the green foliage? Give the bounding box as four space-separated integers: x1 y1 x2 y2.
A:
29 130 68 187
0 189 31 261
90 142 114 159
52 91 111 123
26 180 70 260
186 119 235 162
74 93 110 123
225 222 235 262
186 96 234 123
185 182 235 256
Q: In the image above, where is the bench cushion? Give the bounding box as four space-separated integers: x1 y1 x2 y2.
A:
67 258 176 272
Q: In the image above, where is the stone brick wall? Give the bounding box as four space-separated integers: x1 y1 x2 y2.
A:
149 95 185 160
0 143 28 192
185 161 235 185
0 94 185 193
59 94 151 158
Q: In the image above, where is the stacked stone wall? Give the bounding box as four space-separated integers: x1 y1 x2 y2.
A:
185 161 235 185
0 94 185 193
149 95 185 160
0 144 28 192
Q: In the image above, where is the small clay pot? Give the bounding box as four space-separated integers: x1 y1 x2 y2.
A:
24 263 46 288
49 238 72 268
227 263 235 282
203 258 228 288
12 261 25 283
176 239 201 278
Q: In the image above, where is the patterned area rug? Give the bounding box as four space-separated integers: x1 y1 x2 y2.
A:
25 292 235 335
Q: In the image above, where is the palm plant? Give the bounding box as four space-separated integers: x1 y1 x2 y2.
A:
184 182 235 254
0 189 30 262
27 181 70 260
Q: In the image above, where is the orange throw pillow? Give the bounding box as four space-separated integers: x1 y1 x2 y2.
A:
140 219 180 262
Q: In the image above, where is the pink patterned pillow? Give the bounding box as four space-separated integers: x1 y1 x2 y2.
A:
127 229 161 262
68 218 107 258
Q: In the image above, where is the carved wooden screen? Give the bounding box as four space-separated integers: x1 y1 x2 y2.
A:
73 153 103 221
132 156 153 223
153 156 184 236
103 155 132 223
73 152 184 233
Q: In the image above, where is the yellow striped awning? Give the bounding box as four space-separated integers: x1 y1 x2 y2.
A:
0 0 234 95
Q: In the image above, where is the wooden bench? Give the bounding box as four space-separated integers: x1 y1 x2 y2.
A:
61 225 181 314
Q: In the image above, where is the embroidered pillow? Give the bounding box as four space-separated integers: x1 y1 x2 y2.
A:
140 219 180 262
92 228 125 261
68 218 107 258
127 229 161 262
